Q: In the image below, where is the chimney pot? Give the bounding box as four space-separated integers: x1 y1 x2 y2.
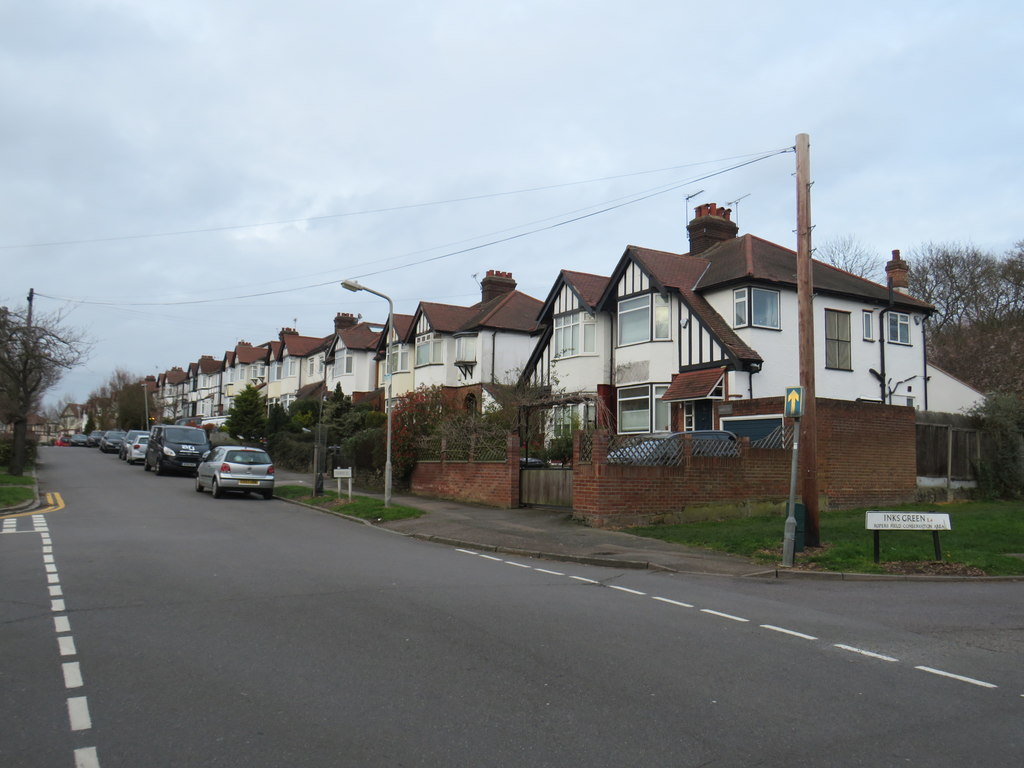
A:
687 202 739 256
480 269 517 303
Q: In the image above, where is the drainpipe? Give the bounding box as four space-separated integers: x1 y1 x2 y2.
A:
921 321 929 411
878 280 895 404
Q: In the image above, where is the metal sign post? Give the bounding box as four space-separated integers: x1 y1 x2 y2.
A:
333 467 353 502
782 387 804 567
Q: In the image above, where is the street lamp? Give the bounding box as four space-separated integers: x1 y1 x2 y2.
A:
341 279 393 508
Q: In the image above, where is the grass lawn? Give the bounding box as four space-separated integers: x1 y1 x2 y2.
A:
630 500 1024 576
274 484 424 523
0 468 35 509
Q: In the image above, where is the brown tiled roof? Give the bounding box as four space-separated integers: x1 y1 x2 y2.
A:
281 334 327 358
197 355 223 374
662 367 727 402
419 302 477 334
694 235 933 311
461 291 542 333
235 344 269 365
625 246 762 365
295 381 327 400
561 270 610 310
339 322 383 351
163 368 187 385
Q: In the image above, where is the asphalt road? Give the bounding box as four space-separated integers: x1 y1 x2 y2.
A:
3 447 1022 767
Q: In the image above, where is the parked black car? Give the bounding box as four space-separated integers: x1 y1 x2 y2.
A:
98 430 127 454
86 430 105 447
144 424 211 476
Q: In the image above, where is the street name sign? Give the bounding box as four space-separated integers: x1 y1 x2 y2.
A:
865 511 951 530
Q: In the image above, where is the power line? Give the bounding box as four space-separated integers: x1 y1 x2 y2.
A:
1 148 790 250
35 147 792 308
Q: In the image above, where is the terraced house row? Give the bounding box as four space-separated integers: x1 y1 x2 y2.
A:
152 203 984 438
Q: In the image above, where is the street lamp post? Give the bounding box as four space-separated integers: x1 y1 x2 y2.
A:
341 279 393 508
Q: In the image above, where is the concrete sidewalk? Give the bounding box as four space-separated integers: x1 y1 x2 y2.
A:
274 469 773 578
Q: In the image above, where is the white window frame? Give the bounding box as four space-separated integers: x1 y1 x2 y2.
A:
617 294 670 347
388 343 409 374
335 348 353 377
733 287 781 329
455 335 477 363
553 311 597 358
862 310 874 341
415 333 443 367
616 383 671 434
286 357 297 377
888 312 911 345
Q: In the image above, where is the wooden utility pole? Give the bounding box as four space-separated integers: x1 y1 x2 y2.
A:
795 134 820 547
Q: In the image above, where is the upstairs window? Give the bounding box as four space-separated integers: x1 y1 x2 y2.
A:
415 333 443 366
553 311 596 358
733 287 780 329
617 294 670 346
388 343 409 373
286 358 297 377
825 309 852 370
335 349 353 377
888 312 911 345
862 310 875 341
455 335 477 363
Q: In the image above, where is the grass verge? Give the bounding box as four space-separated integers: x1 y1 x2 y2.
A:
630 500 1024 576
274 484 424 523
0 468 35 509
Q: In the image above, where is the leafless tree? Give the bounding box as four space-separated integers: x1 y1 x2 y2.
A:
0 305 90 475
815 235 883 282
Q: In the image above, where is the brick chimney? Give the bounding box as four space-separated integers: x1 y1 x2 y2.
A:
481 270 517 303
686 203 739 255
334 312 358 332
885 249 910 294
279 327 298 343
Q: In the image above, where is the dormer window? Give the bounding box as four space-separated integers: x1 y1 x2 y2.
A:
733 287 780 329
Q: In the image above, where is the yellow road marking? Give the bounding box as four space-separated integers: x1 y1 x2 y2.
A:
0 492 65 519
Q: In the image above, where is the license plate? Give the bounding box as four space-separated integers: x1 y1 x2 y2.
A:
181 463 197 468
238 479 259 485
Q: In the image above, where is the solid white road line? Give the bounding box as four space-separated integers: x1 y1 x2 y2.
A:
74 746 100 768
701 609 749 623
915 666 997 689
67 696 92 731
63 662 84 689
834 644 899 662
761 624 818 640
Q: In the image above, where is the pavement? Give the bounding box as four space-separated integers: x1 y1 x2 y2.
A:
274 469 779 578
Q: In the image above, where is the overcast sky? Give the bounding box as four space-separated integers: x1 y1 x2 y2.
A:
3 1 1022 410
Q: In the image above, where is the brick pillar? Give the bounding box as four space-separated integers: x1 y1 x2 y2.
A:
591 429 609 465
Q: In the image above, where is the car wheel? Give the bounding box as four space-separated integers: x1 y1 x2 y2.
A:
195 475 204 493
212 479 224 499
262 490 274 500
126 458 133 465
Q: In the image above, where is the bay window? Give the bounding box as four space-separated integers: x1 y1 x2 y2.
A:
553 311 596 358
733 287 780 329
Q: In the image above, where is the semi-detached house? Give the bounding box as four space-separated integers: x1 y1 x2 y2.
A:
526 203 983 442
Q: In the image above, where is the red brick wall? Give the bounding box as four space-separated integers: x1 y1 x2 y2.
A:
571 398 918 527
410 435 520 508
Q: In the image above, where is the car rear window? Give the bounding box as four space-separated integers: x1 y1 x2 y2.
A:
164 427 208 443
225 450 271 465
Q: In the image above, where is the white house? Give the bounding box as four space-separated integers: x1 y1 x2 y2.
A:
526 203 983 439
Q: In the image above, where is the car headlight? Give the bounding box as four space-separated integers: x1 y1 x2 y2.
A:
163 446 176 457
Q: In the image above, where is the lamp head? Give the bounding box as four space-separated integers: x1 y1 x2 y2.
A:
341 279 364 293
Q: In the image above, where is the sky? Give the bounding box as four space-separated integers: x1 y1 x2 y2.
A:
2 1 1022 411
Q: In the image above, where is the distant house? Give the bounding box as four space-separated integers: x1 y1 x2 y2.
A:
399 270 542 410
323 312 387 403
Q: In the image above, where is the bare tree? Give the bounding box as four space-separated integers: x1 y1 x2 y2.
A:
908 241 1024 396
0 305 90 475
816 235 883 282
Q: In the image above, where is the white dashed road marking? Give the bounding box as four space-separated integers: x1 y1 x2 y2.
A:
834 644 899 663
761 625 818 641
915 666 997 689
701 608 749 623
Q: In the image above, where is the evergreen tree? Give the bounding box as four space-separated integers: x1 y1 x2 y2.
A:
225 385 267 442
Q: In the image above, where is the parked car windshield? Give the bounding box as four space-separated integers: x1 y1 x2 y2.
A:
164 427 208 443
225 450 271 465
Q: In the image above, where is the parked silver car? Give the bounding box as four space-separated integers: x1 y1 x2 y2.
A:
195 446 275 499
126 434 150 465
119 429 152 460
